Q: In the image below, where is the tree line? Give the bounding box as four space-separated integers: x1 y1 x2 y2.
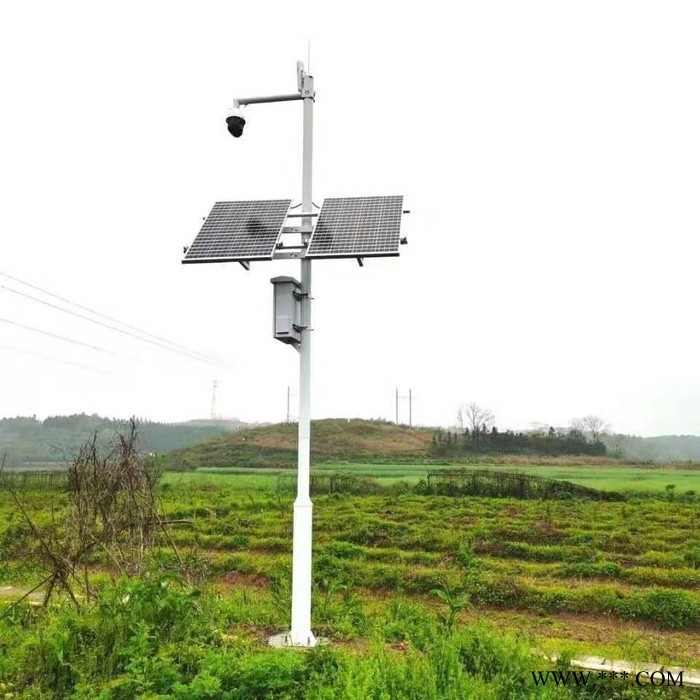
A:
430 403 607 456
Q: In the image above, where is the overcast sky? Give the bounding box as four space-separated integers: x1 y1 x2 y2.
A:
0 1 698 436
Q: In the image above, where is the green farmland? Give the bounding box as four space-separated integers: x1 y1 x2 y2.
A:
2 459 700 698
190 460 700 493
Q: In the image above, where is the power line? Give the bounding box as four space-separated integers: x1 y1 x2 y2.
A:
0 316 224 381
0 344 108 374
0 270 232 367
0 281 234 372
0 270 233 369
0 317 121 356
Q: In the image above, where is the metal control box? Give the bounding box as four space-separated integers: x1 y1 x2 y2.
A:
271 276 301 346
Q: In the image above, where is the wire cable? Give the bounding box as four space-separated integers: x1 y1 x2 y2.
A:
0 317 121 356
0 282 234 372
0 317 223 383
0 344 108 374
0 270 233 370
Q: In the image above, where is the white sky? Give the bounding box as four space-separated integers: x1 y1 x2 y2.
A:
0 1 698 436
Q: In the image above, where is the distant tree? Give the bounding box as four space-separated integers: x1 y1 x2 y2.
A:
456 403 495 434
567 425 587 443
571 415 610 444
605 433 627 458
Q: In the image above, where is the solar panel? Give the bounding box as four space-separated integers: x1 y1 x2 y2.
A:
183 199 292 263
305 196 404 259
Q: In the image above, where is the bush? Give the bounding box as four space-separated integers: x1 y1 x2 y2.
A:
684 543 700 569
619 588 700 628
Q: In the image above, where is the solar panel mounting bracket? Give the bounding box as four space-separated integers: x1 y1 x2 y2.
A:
272 250 306 260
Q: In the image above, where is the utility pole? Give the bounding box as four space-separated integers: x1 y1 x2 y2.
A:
286 385 291 423
291 75 315 646
395 387 414 427
210 380 218 419
183 60 408 648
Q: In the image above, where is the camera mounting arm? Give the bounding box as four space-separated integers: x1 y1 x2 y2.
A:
232 63 315 108
232 93 303 107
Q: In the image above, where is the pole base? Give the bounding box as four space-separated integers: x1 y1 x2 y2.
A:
268 632 327 649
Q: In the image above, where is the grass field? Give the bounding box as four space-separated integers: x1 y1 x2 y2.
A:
189 461 700 493
2 464 700 698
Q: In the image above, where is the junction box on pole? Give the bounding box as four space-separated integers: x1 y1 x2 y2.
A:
271 276 302 347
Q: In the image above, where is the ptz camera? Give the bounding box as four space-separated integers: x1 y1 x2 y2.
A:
226 105 246 138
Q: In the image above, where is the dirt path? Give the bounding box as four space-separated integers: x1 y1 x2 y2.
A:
0 585 43 605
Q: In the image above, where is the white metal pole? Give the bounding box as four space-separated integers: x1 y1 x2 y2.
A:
290 70 316 646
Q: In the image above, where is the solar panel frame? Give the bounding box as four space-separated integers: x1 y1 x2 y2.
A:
182 199 292 264
305 195 404 259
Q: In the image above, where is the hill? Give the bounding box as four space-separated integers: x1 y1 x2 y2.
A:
616 434 700 462
0 414 248 467
167 419 435 469
166 419 640 470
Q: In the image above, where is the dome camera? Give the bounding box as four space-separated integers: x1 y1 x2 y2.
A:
226 105 246 138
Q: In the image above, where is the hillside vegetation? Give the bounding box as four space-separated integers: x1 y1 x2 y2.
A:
166 419 648 470
0 414 246 466
168 419 435 469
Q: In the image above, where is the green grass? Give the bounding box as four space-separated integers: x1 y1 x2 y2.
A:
4 575 656 700
439 463 700 493
193 461 700 493
162 471 279 492
3 465 700 697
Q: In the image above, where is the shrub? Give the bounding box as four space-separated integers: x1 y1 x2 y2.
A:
684 543 700 569
619 588 700 628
